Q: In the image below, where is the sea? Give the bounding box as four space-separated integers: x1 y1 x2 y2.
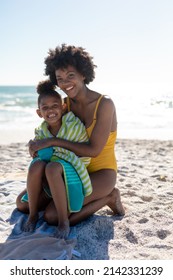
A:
0 85 172 144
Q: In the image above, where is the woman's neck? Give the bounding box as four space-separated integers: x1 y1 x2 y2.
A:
71 86 92 105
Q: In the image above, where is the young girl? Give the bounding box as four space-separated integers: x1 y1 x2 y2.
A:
22 80 91 239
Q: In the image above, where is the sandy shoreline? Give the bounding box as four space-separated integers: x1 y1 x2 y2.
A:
0 138 173 259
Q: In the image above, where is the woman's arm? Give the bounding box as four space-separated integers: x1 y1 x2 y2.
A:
29 97 117 157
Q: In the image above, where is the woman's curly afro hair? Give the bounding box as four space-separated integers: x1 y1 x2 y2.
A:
44 44 97 85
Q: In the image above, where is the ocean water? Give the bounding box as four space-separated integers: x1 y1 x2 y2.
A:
0 86 37 125
0 85 172 144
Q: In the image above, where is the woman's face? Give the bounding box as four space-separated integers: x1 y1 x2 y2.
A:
55 66 85 98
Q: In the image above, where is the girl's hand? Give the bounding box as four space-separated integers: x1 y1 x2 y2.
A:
28 139 52 157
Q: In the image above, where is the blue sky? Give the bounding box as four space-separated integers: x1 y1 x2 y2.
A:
0 0 173 96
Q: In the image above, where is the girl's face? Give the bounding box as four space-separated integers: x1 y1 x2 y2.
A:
37 95 63 126
55 65 85 98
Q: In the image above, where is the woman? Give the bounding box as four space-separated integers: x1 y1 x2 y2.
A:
16 44 125 226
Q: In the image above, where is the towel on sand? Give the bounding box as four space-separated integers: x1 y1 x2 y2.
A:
0 209 78 260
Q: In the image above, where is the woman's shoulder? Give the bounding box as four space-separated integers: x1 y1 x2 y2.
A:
89 90 114 104
94 93 117 130
97 93 115 110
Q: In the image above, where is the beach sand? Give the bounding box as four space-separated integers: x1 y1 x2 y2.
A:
0 139 173 259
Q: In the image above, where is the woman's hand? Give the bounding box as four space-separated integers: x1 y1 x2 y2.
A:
28 139 53 157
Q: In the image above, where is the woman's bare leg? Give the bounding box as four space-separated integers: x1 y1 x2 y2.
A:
107 188 125 216
70 170 125 225
45 162 69 239
44 169 125 226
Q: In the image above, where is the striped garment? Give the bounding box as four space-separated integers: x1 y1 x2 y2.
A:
35 112 92 196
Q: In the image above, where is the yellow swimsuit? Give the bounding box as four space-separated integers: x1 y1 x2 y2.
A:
67 95 117 173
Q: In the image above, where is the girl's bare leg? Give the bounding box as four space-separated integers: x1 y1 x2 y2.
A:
44 169 125 226
45 162 69 239
23 161 47 232
16 187 51 214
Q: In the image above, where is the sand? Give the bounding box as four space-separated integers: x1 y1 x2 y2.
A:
0 139 173 260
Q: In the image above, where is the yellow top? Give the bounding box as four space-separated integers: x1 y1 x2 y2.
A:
66 95 117 173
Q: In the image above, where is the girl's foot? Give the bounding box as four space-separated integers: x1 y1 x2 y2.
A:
55 220 70 239
23 214 39 232
107 188 125 216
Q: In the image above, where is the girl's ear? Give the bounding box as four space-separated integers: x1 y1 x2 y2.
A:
36 109 43 118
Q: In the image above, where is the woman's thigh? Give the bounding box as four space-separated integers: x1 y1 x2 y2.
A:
84 169 117 204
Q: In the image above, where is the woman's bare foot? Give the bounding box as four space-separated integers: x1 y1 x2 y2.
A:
54 220 70 239
23 214 39 232
107 188 125 216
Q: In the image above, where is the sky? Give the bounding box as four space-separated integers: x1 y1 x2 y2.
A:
0 0 173 96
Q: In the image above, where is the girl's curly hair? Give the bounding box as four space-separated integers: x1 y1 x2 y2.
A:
44 44 97 85
36 79 62 106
